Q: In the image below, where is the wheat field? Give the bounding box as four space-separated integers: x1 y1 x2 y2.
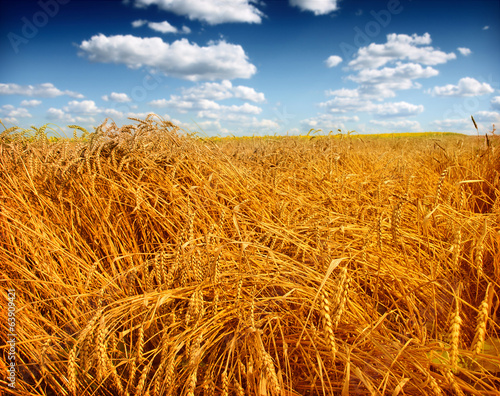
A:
1 115 499 395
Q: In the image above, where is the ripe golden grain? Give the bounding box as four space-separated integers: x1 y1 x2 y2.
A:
97 315 108 382
320 288 336 360
68 346 77 396
3 118 499 396
448 298 461 374
221 370 229 396
434 168 448 207
473 282 492 355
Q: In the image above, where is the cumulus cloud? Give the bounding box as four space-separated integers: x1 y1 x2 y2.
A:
47 100 131 124
175 80 265 103
250 117 279 130
325 55 342 68
148 80 265 122
301 114 359 130
147 21 178 33
369 120 422 131
432 113 499 133
78 34 257 81
319 94 423 118
20 99 42 107
483 26 490 30
197 102 262 119
290 0 339 15
150 91 263 120
348 62 438 99
491 96 500 110
63 100 100 115
321 33 454 105
348 33 456 70
0 104 32 123
132 19 147 27
371 101 424 117
429 77 494 97
0 83 83 98
130 0 264 24
473 111 500 123
102 92 132 103
319 89 372 113
325 88 359 98
132 19 191 34
457 47 471 56
430 118 471 131
47 107 97 124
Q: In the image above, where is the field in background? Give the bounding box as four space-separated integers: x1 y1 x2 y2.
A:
1 115 499 395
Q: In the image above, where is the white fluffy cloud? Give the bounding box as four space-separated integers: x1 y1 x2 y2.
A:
318 33 452 122
132 19 147 28
250 117 280 130
348 33 456 70
78 34 257 81
132 19 191 34
429 77 494 97
150 95 262 120
148 80 265 122
197 102 262 120
20 99 42 107
431 113 499 133
491 96 500 110
0 104 32 123
348 62 438 98
0 83 83 98
147 21 177 33
457 47 471 56
130 0 264 24
63 100 100 115
325 55 342 68
174 80 265 103
289 0 339 15
47 108 97 124
301 114 359 130
369 120 422 131
47 100 135 124
430 118 471 131
473 111 500 123
102 92 132 103
319 94 423 118
372 101 424 117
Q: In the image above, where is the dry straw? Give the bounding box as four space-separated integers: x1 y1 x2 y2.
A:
1 116 499 395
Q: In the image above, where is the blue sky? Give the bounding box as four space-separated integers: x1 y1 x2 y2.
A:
1 0 499 136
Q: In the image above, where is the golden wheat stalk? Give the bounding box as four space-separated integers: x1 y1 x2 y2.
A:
448 298 461 373
333 267 350 328
320 288 337 360
434 168 448 207
67 346 77 396
220 370 229 396
96 315 108 382
473 282 492 354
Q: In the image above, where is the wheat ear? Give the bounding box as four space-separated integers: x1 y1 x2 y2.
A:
448 298 461 373
68 345 77 396
319 288 336 360
473 282 492 354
